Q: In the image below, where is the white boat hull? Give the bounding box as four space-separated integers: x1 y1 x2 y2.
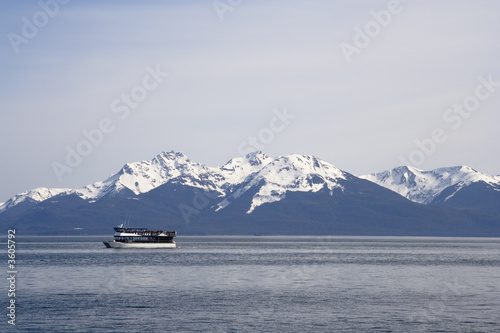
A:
103 241 176 249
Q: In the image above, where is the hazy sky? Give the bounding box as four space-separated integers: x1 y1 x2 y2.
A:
1 0 499 202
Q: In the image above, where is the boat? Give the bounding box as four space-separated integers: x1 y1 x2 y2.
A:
103 224 177 249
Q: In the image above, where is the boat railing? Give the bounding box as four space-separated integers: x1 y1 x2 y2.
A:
114 228 176 237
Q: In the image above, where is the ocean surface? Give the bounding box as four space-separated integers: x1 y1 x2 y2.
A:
5 236 500 332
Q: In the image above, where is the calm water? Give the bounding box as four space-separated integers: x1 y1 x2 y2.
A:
5 236 500 332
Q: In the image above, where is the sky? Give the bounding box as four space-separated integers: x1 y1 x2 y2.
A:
1 0 499 202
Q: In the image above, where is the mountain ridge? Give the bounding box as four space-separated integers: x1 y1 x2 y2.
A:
0 151 352 215
2 151 499 214
360 165 500 204
1 151 498 236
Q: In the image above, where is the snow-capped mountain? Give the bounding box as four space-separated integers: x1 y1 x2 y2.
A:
360 165 500 204
79 151 279 202
0 151 347 215
217 154 346 213
2 152 498 214
0 187 74 213
77 151 221 200
0 152 216 212
1 151 499 236
219 151 273 186
0 151 204 212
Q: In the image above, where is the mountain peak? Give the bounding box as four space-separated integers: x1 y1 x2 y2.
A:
153 150 190 165
244 150 269 161
2 151 498 221
217 153 347 214
219 152 273 186
361 165 499 204
0 187 72 213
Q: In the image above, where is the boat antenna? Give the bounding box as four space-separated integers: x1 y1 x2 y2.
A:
125 214 130 228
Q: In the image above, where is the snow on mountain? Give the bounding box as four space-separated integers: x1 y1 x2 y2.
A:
0 151 217 209
219 151 273 186
0 187 73 213
77 151 221 200
360 165 500 204
2 151 348 215
2 150 497 216
217 154 347 213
